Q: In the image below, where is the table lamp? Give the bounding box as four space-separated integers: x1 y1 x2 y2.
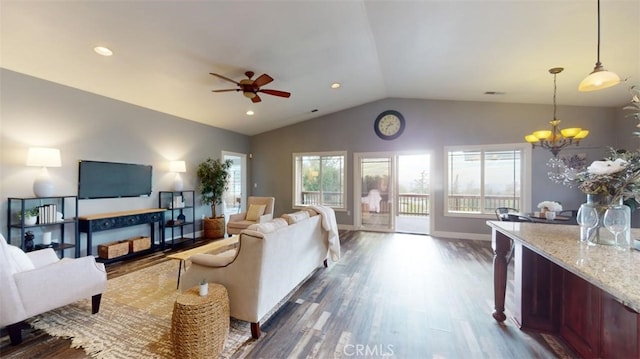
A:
169 160 186 191
26 147 61 197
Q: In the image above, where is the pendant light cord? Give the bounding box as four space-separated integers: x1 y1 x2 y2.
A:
553 72 557 120
596 0 601 65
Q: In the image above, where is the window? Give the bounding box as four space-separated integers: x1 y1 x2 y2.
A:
445 144 530 216
293 151 346 210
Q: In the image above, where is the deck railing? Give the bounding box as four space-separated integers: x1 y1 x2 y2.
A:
301 191 519 215
448 194 520 213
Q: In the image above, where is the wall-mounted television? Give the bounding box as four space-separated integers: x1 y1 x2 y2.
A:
78 160 152 199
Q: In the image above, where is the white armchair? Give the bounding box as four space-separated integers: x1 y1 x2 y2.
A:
0 234 107 345
226 196 275 235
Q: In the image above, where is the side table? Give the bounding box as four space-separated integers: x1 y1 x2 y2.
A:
171 283 230 358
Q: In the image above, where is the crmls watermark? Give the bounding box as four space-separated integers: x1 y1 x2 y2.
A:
343 344 395 357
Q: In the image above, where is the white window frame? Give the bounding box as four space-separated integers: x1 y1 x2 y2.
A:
444 143 531 218
292 151 347 211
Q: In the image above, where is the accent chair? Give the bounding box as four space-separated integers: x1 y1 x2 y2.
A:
226 196 275 235
0 234 107 345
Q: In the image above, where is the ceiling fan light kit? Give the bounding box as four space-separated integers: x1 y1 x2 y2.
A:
211 71 291 103
579 0 620 92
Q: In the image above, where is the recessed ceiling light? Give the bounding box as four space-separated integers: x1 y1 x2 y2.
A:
330 82 341 89
94 46 113 56
484 91 506 95
246 110 254 116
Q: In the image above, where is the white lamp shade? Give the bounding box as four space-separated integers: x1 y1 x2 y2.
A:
26 147 61 167
578 69 621 92
169 160 186 173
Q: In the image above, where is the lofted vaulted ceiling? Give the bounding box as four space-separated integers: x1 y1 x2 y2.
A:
1 0 639 136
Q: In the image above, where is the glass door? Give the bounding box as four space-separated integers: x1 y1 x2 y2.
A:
396 154 430 234
355 153 394 231
355 152 431 234
222 151 247 223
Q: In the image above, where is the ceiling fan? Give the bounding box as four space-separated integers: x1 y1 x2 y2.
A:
210 71 291 103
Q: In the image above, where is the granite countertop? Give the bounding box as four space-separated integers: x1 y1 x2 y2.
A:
487 220 640 313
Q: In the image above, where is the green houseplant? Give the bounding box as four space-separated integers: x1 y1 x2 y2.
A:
17 207 39 225
197 158 232 238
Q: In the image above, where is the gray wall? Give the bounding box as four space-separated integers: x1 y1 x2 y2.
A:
1 69 249 253
1 68 632 248
250 97 622 238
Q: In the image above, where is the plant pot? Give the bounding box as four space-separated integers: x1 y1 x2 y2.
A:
24 215 37 225
204 217 225 239
199 282 208 297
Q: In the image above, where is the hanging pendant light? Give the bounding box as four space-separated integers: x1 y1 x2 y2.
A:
579 0 620 92
526 67 589 157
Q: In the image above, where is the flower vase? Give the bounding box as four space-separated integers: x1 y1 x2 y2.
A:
586 194 631 248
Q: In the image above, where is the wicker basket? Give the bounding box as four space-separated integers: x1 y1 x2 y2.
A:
97 240 129 259
171 283 230 358
128 236 151 252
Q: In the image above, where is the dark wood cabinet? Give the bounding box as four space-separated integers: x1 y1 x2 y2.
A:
492 226 640 358
560 270 602 358
512 244 562 332
600 292 640 358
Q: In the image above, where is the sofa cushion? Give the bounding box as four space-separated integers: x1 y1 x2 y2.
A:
247 218 288 233
246 204 267 221
282 210 310 224
302 208 319 217
5 245 35 274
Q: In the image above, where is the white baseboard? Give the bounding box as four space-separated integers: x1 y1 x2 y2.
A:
429 230 491 241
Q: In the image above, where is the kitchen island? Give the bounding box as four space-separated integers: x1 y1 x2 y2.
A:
488 220 640 358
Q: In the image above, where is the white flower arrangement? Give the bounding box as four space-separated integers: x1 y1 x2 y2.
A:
586 158 627 176
537 201 562 212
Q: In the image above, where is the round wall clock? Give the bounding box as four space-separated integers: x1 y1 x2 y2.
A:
374 110 405 140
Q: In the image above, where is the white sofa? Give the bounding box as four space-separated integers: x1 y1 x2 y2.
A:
0 234 107 344
180 207 338 338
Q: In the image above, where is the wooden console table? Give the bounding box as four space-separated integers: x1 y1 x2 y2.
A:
167 236 239 289
488 221 640 358
78 208 165 259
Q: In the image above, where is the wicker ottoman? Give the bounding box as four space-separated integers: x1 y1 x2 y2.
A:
171 283 230 358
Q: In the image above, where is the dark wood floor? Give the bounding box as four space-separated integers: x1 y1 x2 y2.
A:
1 231 577 358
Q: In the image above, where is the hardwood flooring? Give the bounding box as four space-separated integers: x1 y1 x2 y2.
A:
0 231 577 358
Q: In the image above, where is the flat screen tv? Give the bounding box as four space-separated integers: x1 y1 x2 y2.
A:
78 160 152 199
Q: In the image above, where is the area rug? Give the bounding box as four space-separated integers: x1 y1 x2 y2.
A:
26 260 255 358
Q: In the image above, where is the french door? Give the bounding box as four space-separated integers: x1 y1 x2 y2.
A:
354 153 395 231
354 152 431 234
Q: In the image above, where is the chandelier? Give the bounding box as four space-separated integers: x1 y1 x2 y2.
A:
525 67 589 157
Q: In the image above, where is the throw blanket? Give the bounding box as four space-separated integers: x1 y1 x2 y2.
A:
310 205 341 262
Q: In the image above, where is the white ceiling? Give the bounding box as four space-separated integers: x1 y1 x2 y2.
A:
1 1 639 136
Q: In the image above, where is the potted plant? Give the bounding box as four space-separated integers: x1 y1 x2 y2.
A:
199 279 208 297
18 207 39 225
197 158 232 239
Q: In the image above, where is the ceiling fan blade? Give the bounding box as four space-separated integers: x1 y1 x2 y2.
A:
210 73 240 85
251 94 262 103
253 74 274 87
212 89 239 93
260 89 291 98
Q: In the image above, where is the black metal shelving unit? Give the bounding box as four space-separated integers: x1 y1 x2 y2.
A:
159 190 195 248
7 196 78 258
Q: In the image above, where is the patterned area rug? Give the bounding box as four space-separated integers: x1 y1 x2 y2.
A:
26 260 255 358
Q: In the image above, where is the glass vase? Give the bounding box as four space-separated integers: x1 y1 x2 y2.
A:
586 194 631 248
